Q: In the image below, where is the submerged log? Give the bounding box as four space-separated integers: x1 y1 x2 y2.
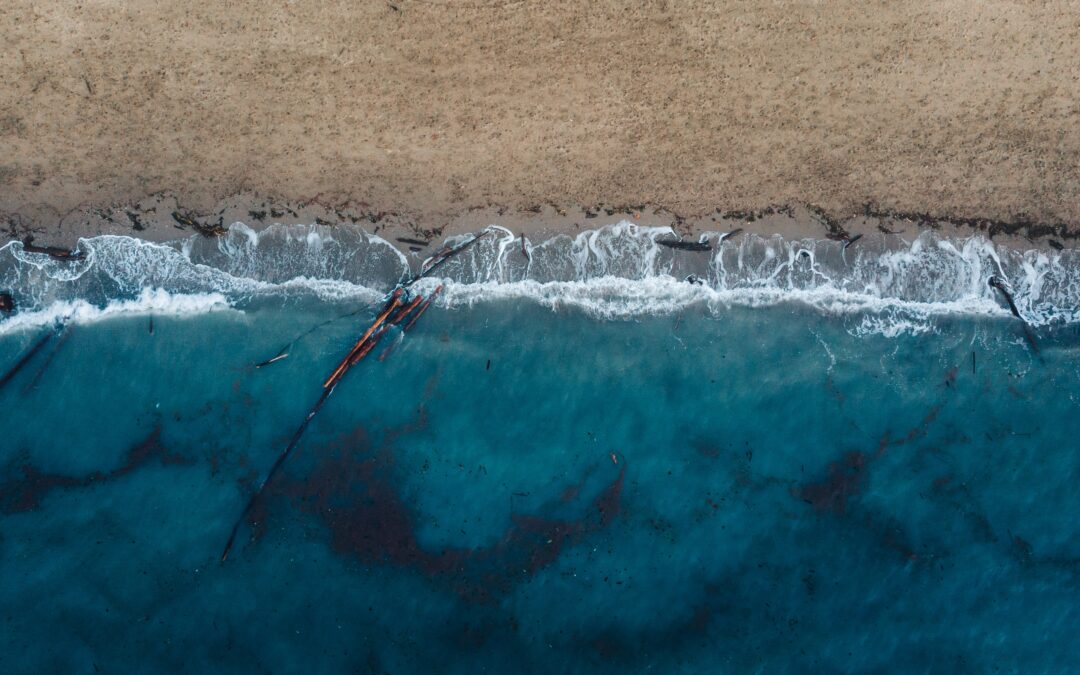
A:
344 293 426 367
403 285 443 333
254 349 290 368
223 290 417 561
989 276 1039 353
252 231 481 370
843 233 864 249
0 330 54 391
221 383 337 562
410 230 491 284
323 288 404 388
23 327 71 393
223 232 476 562
989 276 1021 319
389 294 425 326
379 285 445 361
252 306 371 369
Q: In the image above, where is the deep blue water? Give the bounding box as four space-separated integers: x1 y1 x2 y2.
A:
1 225 1078 672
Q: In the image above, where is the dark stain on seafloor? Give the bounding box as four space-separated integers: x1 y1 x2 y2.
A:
794 403 944 515
794 450 928 561
795 451 868 514
791 402 950 562
267 427 626 603
0 426 192 514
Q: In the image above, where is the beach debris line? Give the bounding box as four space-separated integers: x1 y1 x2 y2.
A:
171 210 228 237
221 230 489 562
21 236 86 262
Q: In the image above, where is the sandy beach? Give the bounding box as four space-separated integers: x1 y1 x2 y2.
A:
2 1 1079 247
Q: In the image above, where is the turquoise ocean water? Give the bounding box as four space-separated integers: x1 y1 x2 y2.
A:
1 224 1078 672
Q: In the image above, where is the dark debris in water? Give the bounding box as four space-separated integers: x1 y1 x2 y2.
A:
262 425 626 603
795 451 868 514
0 426 192 514
0 330 55 392
792 402 949 561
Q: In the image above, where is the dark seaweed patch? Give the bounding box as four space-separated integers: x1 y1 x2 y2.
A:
795 451 868 514
125 211 145 231
0 427 191 513
270 428 626 602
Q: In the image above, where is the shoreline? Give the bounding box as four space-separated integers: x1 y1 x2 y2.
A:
3 195 1077 335
4 193 1076 255
5 3 1080 251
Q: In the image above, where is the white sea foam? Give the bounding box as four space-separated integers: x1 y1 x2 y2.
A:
0 288 234 336
411 222 1077 334
418 275 1006 326
1 222 1077 338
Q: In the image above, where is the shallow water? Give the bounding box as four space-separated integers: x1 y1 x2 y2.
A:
1 225 1078 672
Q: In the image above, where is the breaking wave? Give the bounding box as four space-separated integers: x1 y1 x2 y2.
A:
1 222 1078 336
0 288 234 336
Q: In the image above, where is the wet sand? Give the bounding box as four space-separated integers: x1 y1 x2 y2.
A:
10 193 1070 260
2 2 1079 247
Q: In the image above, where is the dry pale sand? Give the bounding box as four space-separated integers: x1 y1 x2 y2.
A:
2 1 1079 246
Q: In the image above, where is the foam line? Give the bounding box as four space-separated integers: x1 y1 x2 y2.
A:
1 223 1077 338
0 289 234 336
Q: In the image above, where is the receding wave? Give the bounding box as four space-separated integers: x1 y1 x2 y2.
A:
1 222 1077 336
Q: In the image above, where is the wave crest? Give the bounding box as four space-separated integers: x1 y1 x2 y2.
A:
1 222 1077 336
0 288 233 334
